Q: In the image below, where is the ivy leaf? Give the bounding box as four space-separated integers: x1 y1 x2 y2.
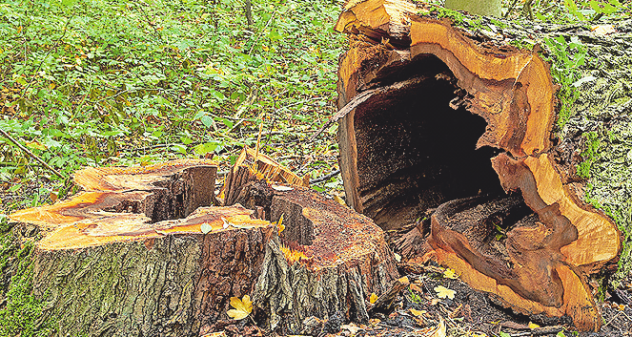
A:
434 285 456 300
227 295 253 320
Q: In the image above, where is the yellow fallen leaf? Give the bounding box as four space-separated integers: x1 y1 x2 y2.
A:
528 322 540 329
591 24 615 36
434 285 456 300
409 308 425 317
333 194 346 206
277 213 285 234
431 319 446 337
443 268 458 279
227 295 253 320
369 293 378 304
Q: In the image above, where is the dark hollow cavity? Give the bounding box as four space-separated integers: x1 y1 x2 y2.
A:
353 55 508 229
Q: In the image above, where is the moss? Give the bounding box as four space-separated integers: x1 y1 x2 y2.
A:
0 219 55 337
576 131 600 179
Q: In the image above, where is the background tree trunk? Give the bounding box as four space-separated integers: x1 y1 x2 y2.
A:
444 0 502 17
334 0 631 331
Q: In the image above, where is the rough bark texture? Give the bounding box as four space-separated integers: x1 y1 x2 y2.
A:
33 225 272 337
335 0 629 331
224 152 400 334
9 153 399 335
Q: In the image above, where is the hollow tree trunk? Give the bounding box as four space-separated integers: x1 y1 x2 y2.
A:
334 0 629 331
8 152 398 336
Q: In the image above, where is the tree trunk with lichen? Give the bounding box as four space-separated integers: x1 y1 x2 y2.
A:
335 0 632 332
8 151 399 336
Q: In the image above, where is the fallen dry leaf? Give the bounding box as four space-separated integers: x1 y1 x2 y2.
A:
430 319 446 337
591 24 615 36
410 308 426 317
434 285 456 300
410 283 424 293
369 293 378 304
227 295 253 320
272 185 294 191
333 194 346 206
277 213 285 234
443 268 458 279
528 321 540 329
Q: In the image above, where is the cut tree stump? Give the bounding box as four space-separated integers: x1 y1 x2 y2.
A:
334 0 626 331
8 152 398 336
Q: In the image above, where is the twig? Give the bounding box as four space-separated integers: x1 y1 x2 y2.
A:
309 78 425 142
233 88 258 119
504 0 521 18
134 0 163 41
522 0 534 20
0 127 65 178
310 170 340 184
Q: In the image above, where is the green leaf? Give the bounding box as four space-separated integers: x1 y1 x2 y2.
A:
8 183 22 193
608 0 623 8
201 115 214 128
499 332 511 337
209 90 225 101
268 29 282 41
62 0 79 7
193 142 218 156
171 144 187 154
564 0 586 20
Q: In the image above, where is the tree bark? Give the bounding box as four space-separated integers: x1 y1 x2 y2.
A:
334 0 629 331
8 152 399 336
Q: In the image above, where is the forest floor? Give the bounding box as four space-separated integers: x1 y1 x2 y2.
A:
1 0 631 336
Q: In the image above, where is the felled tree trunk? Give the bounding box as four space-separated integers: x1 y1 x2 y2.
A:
334 0 627 331
9 152 398 336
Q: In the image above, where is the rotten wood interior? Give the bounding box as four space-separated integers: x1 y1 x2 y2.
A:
335 0 620 332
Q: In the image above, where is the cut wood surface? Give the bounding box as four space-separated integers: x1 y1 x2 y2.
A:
8 151 399 336
335 0 625 331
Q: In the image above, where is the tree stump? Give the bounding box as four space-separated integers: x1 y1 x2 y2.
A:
335 0 628 331
223 150 399 332
8 153 399 336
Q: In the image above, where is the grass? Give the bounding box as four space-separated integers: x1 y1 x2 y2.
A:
0 0 345 211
